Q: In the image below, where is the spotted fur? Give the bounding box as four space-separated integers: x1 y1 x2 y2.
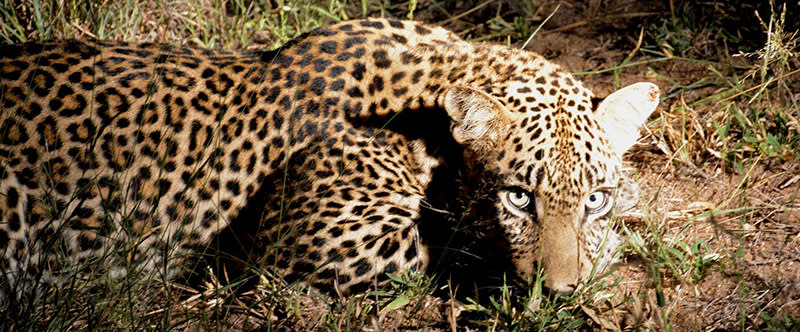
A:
0 19 659 296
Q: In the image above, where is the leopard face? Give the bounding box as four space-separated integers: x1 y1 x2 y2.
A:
443 81 658 293
0 18 658 297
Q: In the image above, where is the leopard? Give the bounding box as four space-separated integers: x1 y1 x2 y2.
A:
0 18 659 299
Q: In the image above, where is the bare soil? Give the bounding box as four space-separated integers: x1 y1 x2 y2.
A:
515 1 800 330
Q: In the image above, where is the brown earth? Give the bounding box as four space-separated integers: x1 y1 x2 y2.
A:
516 1 800 330
527 2 798 331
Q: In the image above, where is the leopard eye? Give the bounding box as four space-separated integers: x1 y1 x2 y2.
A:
506 190 530 209
585 191 610 214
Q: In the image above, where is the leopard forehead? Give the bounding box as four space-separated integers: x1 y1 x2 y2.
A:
476 71 618 202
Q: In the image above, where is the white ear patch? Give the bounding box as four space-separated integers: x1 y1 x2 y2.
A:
594 82 660 155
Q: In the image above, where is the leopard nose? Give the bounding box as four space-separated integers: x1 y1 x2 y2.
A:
540 214 581 297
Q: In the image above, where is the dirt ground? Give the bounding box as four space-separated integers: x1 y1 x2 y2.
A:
523 1 800 330
616 156 800 330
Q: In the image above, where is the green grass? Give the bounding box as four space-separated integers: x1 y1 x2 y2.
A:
0 0 353 48
2 0 798 331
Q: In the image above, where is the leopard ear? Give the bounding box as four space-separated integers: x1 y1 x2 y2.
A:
594 82 660 155
444 86 508 152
